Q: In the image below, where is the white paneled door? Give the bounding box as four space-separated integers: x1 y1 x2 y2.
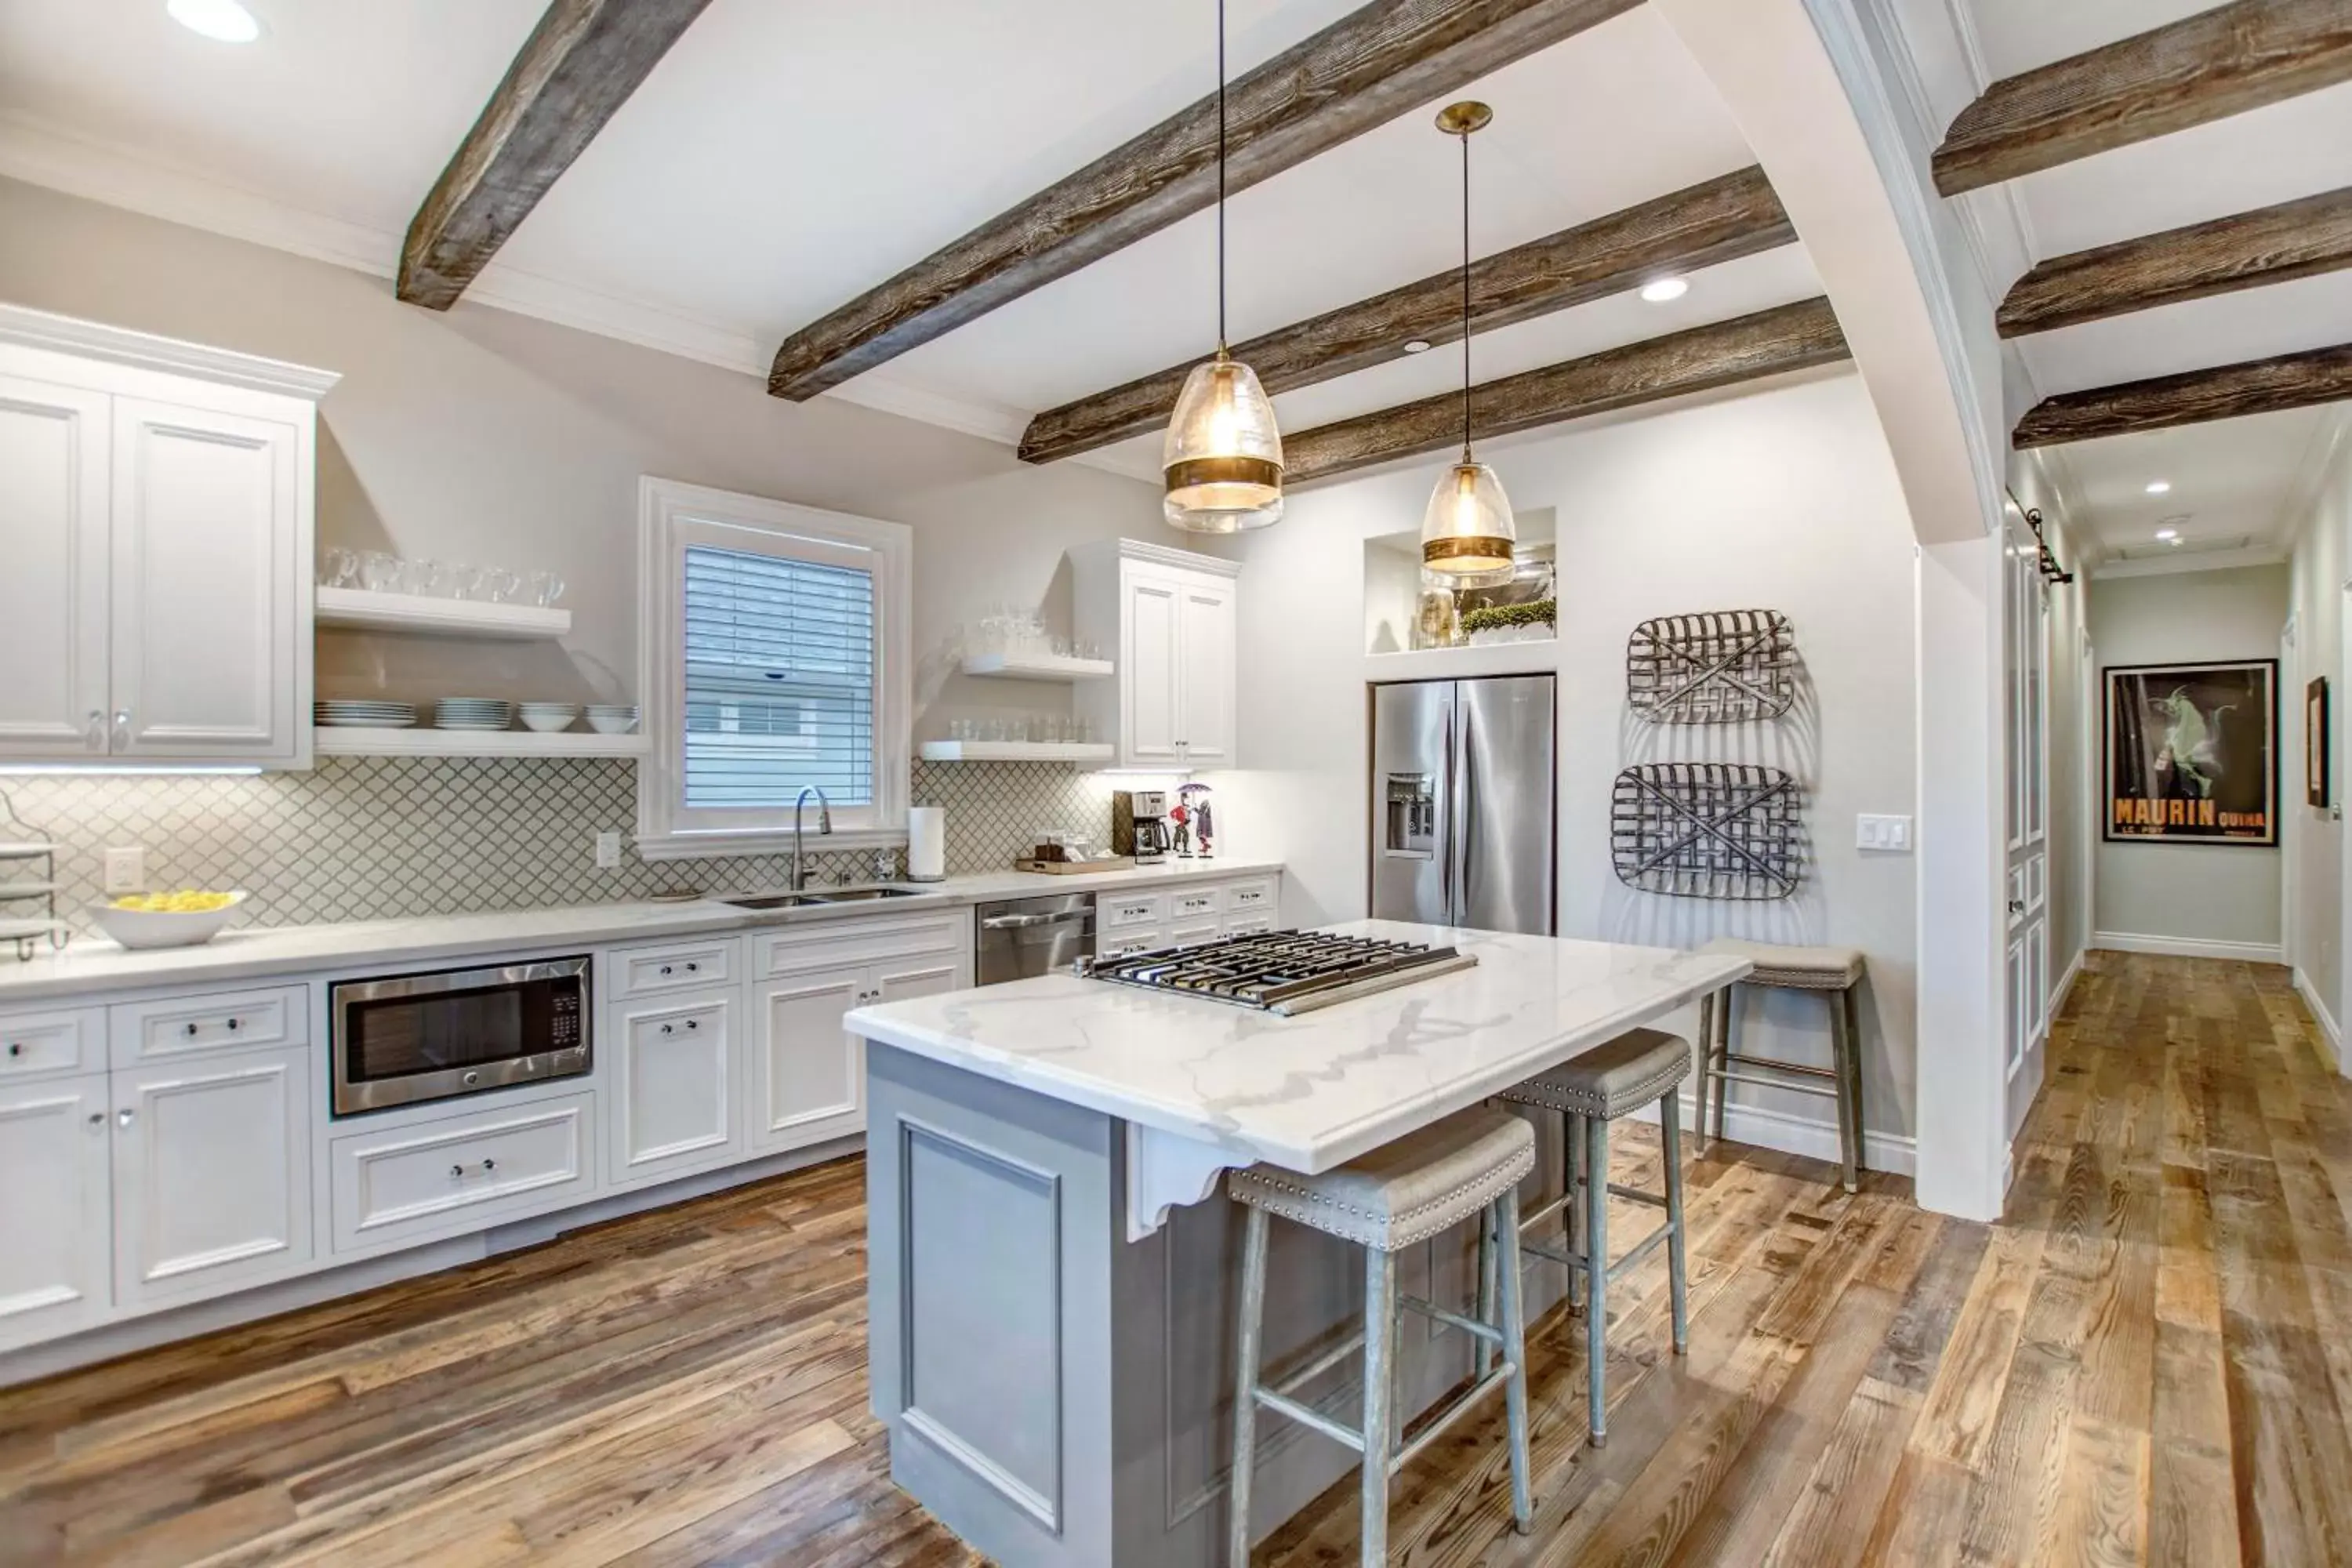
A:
0 374 111 757
108 397 302 759
1123 569 1185 768
611 991 739 1188
750 965 866 1151
0 1074 112 1349
1174 575 1237 766
2004 501 2053 1135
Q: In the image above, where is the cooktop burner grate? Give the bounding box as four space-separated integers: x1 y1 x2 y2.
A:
1074 930 1477 1015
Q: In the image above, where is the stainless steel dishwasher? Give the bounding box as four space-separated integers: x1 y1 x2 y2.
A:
976 892 1097 985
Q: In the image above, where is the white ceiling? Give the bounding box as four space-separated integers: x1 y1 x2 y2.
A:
1943 0 2352 555
0 0 1818 477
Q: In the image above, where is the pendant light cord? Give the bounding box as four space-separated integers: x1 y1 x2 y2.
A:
1216 0 1228 354
1459 123 1472 463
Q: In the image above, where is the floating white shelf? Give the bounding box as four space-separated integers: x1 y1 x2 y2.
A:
316 586 572 641
314 727 648 759
960 652 1116 682
919 741 1116 764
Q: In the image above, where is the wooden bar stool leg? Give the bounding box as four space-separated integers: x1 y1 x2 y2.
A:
1827 989 1858 1195
1494 1188 1534 1535
1566 1112 1588 1314
1359 1246 1398 1568
1584 1112 1611 1446
1660 1088 1689 1356
1228 1203 1269 1566
1711 985 1735 1147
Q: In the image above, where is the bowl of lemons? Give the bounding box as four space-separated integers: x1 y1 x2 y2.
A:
91 890 249 950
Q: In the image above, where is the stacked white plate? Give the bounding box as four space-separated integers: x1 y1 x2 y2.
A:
314 700 418 728
518 702 579 734
586 704 641 735
435 698 514 732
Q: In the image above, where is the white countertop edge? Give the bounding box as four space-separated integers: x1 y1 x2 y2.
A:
0 858 1284 1004
849 947 1753 1175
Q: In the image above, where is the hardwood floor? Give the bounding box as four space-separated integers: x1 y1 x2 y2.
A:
3 949 2347 1565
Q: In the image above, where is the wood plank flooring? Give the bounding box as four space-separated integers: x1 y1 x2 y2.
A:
3 949 2346 1565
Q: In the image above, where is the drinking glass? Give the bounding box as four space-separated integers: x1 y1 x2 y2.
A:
528 570 567 608
360 551 401 592
485 568 523 604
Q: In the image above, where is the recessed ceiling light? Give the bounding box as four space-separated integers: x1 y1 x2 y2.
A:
1402 339 1432 354
2144 480 2172 495
1639 278 1690 304
167 0 263 43
2154 527 2180 541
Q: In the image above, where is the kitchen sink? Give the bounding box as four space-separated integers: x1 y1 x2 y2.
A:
718 887 927 911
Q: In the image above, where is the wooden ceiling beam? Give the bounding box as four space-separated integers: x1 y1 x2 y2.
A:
399 0 716 310
1998 186 2352 338
1282 297 1849 485
1932 0 2352 198
2012 342 2352 448
1018 166 1792 464
766 0 1643 401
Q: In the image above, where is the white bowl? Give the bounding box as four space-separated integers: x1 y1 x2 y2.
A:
586 713 640 735
520 708 578 732
90 892 249 950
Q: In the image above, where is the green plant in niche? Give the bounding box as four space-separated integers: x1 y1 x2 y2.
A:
1460 598 1555 635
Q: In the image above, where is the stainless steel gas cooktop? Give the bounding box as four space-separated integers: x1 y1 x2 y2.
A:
1074 930 1476 1016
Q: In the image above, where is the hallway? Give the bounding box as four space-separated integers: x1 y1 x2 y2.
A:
1 951 2347 1565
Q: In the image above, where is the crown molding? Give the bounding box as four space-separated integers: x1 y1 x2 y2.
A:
0 111 1083 463
2093 543 2287 579
1074 536 1243 579
0 300 339 397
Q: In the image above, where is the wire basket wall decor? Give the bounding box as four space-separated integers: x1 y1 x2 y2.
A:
1626 610 1796 724
1610 763 1802 900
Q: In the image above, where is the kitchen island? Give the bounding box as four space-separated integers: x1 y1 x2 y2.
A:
844 921 1750 1568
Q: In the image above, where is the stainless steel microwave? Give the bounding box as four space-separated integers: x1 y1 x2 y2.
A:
329 956 590 1116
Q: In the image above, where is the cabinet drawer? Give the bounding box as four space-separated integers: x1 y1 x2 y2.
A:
331 1091 595 1254
755 909 971 979
608 938 735 1000
1221 877 1276 915
1098 927 1169 961
1100 892 1167 932
1167 919 1221 949
1224 912 1276 937
111 985 307 1067
0 1006 103 1080
1168 887 1222 923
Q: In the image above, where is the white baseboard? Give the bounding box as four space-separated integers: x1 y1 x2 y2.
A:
2293 966 2344 1074
1622 1091 1917 1178
2092 931 2284 964
2051 949 2086 1015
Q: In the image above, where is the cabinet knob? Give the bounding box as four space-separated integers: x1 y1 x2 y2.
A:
184 1022 200 1037
112 710 130 746
451 1163 465 1180
117 1108 134 1128
660 1023 674 1036
483 1158 495 1173
87 1111 104 1127
5 1043 19 1058
226 1017 241 1032
684 961 699 973
685 1018 699 1031
85 710 104 750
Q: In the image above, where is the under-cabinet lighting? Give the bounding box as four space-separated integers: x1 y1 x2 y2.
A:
1639 278 1690 303
1402 339 1433 354
2154 527 2180 541
167 0 263 43
0 764 265 777
2144 480 2172 495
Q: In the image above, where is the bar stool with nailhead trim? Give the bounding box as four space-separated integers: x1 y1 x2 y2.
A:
1225 1105 1537 1567
1693 938 1868 1192
1487 1027 1692 1448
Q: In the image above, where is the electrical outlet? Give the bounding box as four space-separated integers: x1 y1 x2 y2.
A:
1856 815 1913 853
103 846 144 894
594 831 622 869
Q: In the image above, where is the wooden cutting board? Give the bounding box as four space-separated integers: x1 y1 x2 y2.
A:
1014 856 1135 875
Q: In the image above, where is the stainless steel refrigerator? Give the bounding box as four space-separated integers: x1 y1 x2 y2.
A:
1370 675 1556 934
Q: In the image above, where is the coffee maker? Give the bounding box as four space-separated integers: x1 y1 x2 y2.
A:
1112 790 1174 865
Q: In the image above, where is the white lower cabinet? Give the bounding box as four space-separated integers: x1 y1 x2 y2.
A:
608 989 739 1190
0 1073 112 1350
750 964 868 1152
112 1046 310 1311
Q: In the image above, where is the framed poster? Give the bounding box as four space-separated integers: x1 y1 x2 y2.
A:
2105 659 2276 846
2310 676 2331 809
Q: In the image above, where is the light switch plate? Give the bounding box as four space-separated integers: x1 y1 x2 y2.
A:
594 831 622 869
103 846 144 893
1857 815 1913 852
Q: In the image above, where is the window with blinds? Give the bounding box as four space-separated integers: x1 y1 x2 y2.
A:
681 543 875 808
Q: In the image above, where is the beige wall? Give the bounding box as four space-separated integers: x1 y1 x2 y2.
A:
2088 564 2291 953
1214 370 1926 1157
2287 427 2351 1051
0 176 1171 742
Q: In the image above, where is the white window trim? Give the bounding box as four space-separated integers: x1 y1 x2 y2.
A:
635 476 911 861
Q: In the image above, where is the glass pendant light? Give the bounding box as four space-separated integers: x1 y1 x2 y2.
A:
1164 0 1283 533
1421 101 1515 586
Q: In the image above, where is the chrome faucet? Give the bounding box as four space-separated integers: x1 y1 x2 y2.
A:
790 786 833 892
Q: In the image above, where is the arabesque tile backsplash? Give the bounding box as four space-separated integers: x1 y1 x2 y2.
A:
0 758 1132 935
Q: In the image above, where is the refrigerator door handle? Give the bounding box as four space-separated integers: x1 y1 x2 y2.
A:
1439 700 1456 918
1449 693 1472 926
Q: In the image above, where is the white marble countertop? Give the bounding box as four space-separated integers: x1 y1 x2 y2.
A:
0 858 1283 1004
845 920 1751 1175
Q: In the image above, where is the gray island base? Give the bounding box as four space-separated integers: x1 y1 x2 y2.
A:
848 922 1749 1567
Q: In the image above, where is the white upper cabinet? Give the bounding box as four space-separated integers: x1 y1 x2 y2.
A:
1073 539 1242 771
0 306 335 768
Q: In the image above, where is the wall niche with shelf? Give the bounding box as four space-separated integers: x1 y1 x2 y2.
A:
1363 506 1556 658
